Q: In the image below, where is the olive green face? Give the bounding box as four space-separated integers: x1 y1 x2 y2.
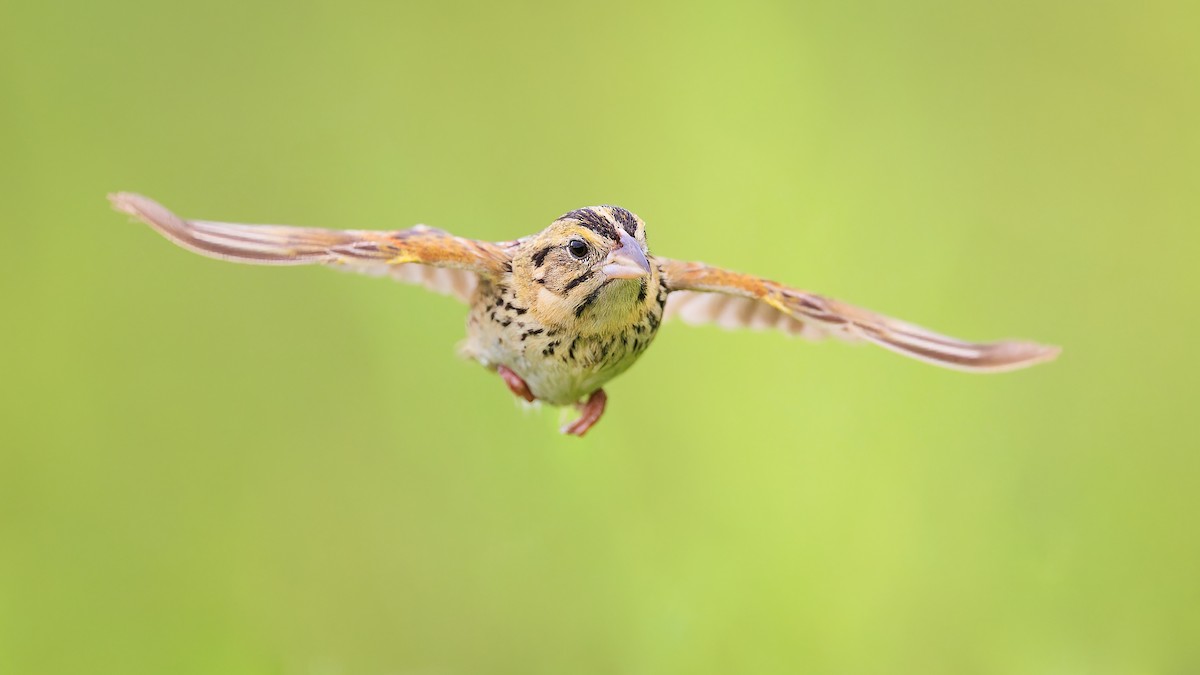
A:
521 221 614 298
511 206 656 330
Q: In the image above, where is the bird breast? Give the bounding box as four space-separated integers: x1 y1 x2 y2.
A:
460 277 661 406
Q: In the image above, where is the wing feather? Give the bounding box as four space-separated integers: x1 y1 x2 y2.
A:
110 192 508 302
660 258 1059 373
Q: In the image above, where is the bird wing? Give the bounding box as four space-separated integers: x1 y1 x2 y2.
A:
659 258 1059 373
110 193 510 302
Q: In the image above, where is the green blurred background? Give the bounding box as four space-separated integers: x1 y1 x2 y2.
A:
2 1 1197 673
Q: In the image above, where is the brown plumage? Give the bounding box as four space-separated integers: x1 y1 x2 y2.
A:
110 193 1060 436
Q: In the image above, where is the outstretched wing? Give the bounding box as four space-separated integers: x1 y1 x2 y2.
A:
109 192 511 301
660 258 1059 373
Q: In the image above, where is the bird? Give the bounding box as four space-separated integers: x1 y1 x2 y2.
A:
109 193 1060 437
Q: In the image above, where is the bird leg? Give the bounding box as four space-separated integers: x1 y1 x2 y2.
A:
561 389 607 437
497 364 535 402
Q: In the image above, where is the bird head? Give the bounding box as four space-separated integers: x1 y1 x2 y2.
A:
512 206 659 333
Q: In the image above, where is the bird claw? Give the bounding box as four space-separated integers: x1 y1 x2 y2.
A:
560 389 607 437
497 365 535 402
497 367 606 436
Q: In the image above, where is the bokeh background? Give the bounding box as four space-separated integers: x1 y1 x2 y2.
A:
2 1 1197 673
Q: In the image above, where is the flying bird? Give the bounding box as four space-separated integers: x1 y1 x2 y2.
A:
110 193 1060 436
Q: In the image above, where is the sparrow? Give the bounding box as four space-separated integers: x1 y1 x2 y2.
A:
109 193 1060 437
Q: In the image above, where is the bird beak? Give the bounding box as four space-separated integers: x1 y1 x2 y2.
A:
601 230 651 280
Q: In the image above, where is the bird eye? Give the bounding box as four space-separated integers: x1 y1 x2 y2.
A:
567 239 589 259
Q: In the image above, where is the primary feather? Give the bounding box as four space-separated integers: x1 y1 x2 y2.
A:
658 258 1059 373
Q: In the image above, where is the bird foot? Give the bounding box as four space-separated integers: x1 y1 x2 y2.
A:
561 389 607 437
497 365 535 403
